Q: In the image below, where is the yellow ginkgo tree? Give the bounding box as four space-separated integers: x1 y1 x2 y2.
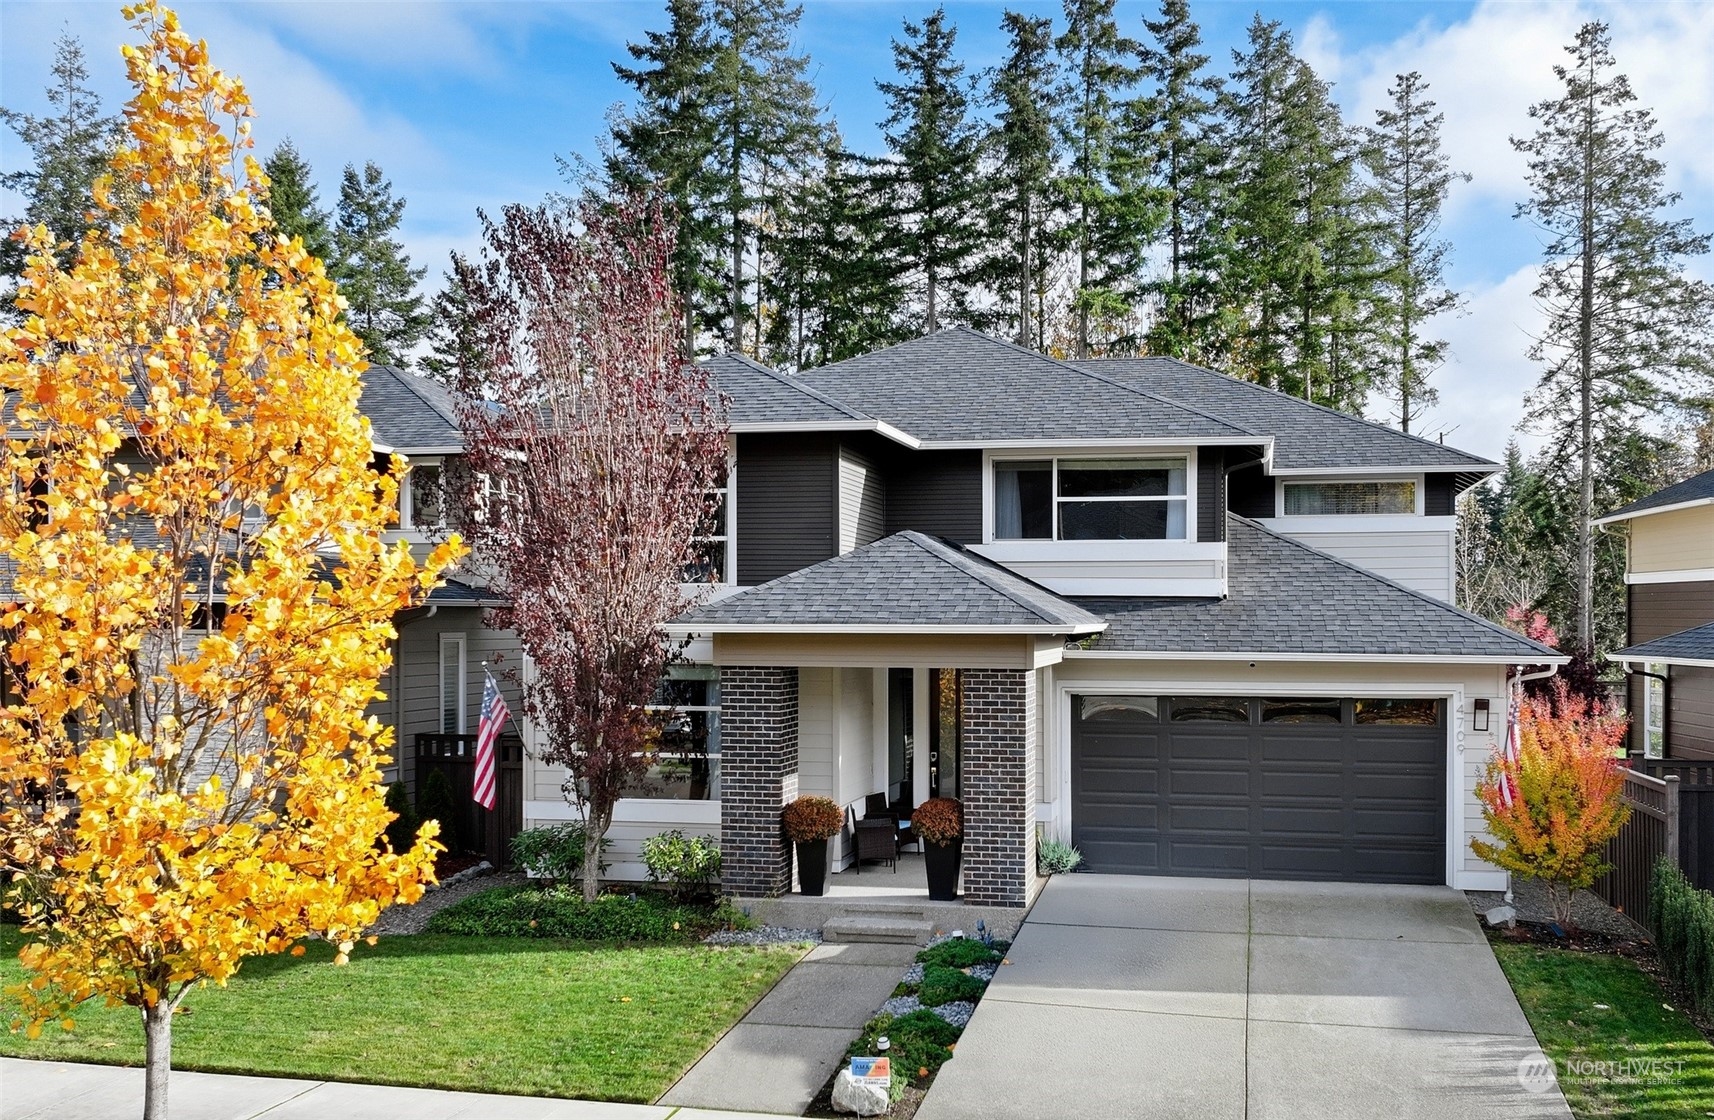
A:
0 4 460 1117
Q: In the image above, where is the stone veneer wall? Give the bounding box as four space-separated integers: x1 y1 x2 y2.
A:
959 668 1036 907
718 666 799 896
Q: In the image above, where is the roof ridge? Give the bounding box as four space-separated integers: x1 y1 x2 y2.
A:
948 327 1261 438
1081 356 1495 468
372 362 463 431
705 352 877 423
1227 513 1558 657
899 530 1093 627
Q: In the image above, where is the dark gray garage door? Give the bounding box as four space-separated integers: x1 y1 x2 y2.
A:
1071 695 1446 884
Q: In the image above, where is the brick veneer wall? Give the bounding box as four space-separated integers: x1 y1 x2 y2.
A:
719 666 799 896
960 668 1036 907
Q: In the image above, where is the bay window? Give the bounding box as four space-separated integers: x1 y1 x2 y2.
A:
994 456 1188 541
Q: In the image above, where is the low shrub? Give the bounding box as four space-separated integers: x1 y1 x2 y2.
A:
1037 837 1083 875
643 830 722 900
1651 858 1714 1013
426 885 706 941
845 1009 962 1092
418 769 459 852
913 797 962 846
919 964 987 1007
783 796 843 842
511 822 609 882
383 780 421 854
916 938 1000 970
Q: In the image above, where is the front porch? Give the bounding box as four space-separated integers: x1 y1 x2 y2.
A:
735 852 1042 939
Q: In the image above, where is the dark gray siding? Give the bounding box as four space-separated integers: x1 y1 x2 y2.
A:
885 449 982 544
736 433 838 584
1425 474 1456 516
1197 447 1225 543
1227 462 1274 519
1628 581 1714 758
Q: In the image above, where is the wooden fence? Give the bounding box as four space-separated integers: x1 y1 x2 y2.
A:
415 732 525 868
1594 757 1714 924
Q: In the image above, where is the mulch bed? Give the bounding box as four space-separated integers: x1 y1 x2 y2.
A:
433 852 486 880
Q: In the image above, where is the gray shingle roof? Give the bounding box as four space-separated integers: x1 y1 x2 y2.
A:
702 352 875 428
1614 621 1714 665
796 327 1256 444
427 578 509 607
359 365 464 452
1074 515 1559 660
670 530 1106 632
1073 357 1495 472
1597 466 1714 522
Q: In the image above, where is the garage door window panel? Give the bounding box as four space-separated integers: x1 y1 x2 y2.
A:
1354 698 1443 726
1169 697 1252 722
1261 698 1342 724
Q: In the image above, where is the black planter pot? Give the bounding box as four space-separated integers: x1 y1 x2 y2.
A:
796 838 830 896
924 838 962 901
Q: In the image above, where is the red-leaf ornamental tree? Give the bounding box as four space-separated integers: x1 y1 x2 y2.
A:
454 197 729 902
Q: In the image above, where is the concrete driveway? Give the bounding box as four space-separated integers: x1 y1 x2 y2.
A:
916 875 1572 1120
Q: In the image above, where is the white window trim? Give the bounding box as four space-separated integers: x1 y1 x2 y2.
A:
439 633 467 734
983 448 1199 545
681 447 737 589
1275 474 1425 518
1643 664 1666 758
400 455 447 531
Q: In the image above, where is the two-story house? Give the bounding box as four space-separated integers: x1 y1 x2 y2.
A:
501 328 1560 905
1597 467 1714 759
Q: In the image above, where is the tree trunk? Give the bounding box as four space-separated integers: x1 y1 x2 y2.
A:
926 264 937 335
1576 67 1598 647
143 999 173 1120
1019 200 1033 347
582 808 605 903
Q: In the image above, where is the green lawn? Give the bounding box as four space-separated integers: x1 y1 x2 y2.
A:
1491 939 1714 1119
0 927 803 1102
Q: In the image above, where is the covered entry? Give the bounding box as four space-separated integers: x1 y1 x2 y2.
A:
1070 694 1446 884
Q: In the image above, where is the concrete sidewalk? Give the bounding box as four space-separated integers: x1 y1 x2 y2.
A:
660 941 918 1115
0 1058 791 1120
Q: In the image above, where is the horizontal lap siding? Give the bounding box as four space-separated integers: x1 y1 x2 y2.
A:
1629 583 1714 757
736 433 838 585
884 450 982 544
1631 507 1714 573
1197 448 1225 543
1277 529 1453 601
1671 665 1714 760
394 609 523 799
838 447 887 554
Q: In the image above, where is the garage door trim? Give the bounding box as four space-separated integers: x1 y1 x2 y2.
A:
1056 682 1461 887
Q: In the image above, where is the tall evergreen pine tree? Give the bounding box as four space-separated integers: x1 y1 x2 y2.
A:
1137 0 1223 363
877 7 987 335
984 11 1061 350
1 33 120 281
1365 73 1467 434
1513 21 1714 646
262 139 334 264
331 161 429 368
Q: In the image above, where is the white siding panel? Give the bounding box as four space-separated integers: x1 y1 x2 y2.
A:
523 799 719 883
1262 526 1454 602
837 448 886 554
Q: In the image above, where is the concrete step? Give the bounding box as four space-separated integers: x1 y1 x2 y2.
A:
821 914 935 944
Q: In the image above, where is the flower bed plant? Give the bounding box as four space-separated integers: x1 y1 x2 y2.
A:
782 796 844 842
912 798 962 846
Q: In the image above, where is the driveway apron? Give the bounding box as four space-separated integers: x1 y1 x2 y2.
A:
916 875 1573 1120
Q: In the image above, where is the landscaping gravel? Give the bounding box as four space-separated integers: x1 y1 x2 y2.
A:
901 963 924 985
1467 880 1648 940
881 994 924 1017
703 925 821 946
930 1001 976 1027
967 963 998 982
367 869 528 936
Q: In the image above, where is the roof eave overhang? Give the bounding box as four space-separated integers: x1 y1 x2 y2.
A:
384 444 465 457
665 621 1106 637
915 435 1272 451
730 419 922 449
1268 463 1498 477
1592 496 1714 526
1608 651 1714 669
1062 649 1568 665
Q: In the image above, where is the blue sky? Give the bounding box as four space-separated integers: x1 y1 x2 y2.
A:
6 1 1714 460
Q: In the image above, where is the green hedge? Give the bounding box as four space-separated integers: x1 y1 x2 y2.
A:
845 1009 962 1094
915 939 1002 970
919 964 988 1007
1651 859 1714 1014
426 886 707 942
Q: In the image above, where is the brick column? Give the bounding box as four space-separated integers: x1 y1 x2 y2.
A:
719 666 799 897
959 668 1037 907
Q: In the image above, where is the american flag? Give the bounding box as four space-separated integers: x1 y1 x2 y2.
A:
1500 680 1522 808
473 670 509 811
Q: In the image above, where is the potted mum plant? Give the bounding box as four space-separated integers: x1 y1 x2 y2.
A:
782 795 843 896
914 797 963 901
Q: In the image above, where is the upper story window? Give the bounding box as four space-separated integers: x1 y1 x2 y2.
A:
680 485 729 584
1643 665 1666 758
995 456 1188 541
1283 479 1416 516
402 460 446 530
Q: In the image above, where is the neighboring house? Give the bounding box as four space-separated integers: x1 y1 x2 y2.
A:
1597 467 1714 760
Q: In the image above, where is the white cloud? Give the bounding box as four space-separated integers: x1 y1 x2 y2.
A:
1416 265 1546 463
